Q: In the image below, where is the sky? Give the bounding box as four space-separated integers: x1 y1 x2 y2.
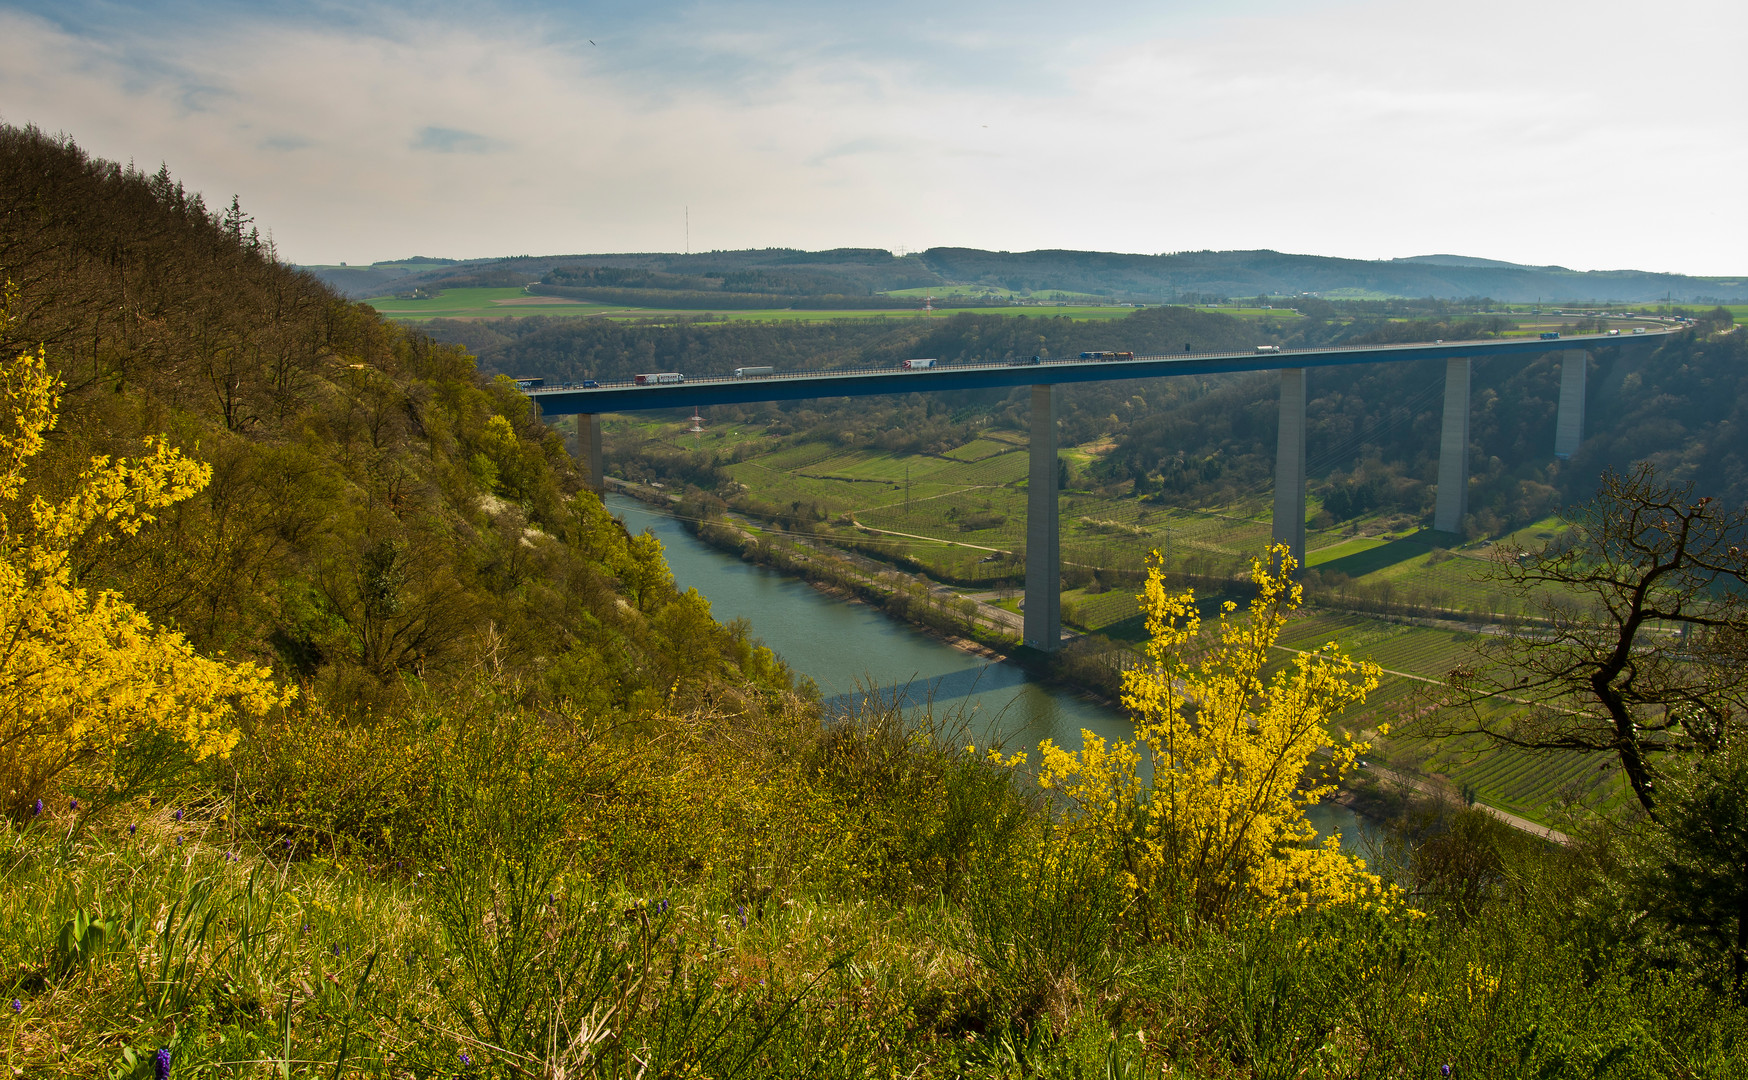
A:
1 0 1743 273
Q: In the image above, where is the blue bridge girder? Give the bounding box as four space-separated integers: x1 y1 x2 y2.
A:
521 331 1666 415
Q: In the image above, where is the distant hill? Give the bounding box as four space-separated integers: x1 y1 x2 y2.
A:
912 248 1744 304
303 247 1745 305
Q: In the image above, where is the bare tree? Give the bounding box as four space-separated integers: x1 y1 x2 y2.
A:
1436 463 1748 815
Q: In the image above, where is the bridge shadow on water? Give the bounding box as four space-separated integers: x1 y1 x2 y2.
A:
822 663 1025 718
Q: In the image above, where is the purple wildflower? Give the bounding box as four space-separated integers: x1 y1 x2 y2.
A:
69 798 78 810
154 1047 171 1080
31 799 41 816
176 836 184 846
738 905 747 929
459 1052 471 1066
173 808 183 822
128 823 137 835
9 998 20 1013
1441 1068 1452 1079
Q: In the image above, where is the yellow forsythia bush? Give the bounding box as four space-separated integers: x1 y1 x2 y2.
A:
1038 544 1401 935
0 343 294 813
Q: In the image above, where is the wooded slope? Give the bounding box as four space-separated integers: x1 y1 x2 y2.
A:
0 123 788 716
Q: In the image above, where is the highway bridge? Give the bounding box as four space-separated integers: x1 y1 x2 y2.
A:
526 329 1674 652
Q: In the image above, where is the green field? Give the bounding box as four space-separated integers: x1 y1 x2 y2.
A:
367 287 618 320
369 286 1146 323
619 416 1526 623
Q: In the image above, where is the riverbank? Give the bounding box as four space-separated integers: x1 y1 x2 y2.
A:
611 480 1053 665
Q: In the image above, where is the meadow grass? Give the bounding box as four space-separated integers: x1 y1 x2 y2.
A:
9 695 1746 1078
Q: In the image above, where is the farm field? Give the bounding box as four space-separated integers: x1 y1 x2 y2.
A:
1187 306 1307 320
882 285 1106 302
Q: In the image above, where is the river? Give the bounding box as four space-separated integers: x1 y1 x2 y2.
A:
607 493 1371 848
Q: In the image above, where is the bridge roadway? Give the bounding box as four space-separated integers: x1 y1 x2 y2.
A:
527 329 1673 652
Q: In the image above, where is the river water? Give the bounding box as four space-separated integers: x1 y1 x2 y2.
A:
607 493 1369 848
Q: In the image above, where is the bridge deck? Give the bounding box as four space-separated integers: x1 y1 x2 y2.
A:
523 331 1667 415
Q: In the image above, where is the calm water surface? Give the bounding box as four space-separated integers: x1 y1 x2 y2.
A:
608 493 1366 847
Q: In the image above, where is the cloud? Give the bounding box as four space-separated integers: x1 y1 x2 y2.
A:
411 127 506 155
0 0 1742 273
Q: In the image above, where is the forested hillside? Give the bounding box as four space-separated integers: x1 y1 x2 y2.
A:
915 247 1744 304
308 244 1745 304
429 303 1262 383
0 123 788 719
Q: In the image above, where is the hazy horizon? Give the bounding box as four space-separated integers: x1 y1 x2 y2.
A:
294 247 1740 278
3 0 1743 275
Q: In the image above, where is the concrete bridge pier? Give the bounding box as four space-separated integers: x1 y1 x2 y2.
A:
1272 368 1308 569
1553 350 1588 459
1024 384 1062 651
1434 357 1471 533
578 413 604 491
